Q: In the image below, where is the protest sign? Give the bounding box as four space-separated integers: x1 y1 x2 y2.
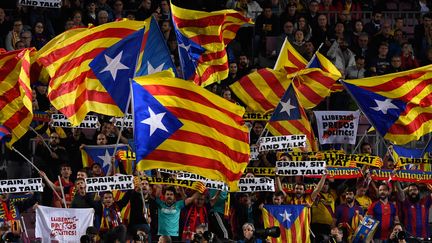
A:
250 145 259 160
33 111 50 122
158 169 178 175
306 167 362 179
19 0 61 8
36 206 94 243
244 167 276 176
0 178 43 193
258 135 306 152
176 172 229 191
243 112 272 121
281 183 315 193
397 157 432 167
237 177 275 192
314 111 360 145
145 177 207 193
370 169 432 183
111 114 133 128
86 175 134 192
51 114 99 129
276 161 326 176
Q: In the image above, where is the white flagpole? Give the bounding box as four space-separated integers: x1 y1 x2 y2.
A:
29 126 53 154
57 175 67 208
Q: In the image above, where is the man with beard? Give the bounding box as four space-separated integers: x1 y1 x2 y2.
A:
396 183 432 239
284 173 326 205
367 183 399 243
335 187 364 239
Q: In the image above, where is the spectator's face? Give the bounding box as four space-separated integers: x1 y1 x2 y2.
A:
21 32 32 47
323 0 332 5
13 21 23 33
335 23 344 34
305 42 314 53
143 0 151 10
161 21 171 32
240 194 251 205
382 23 391 35
165 190 175 204
283 22 294 34
309 1 318 13
75 180 85 192
50 133 60 146
243 225 254 240
36 85 47 95
288 5 296 14
357 187 366 196
297 18 306 28
424 17 432 28
98 13 109 24
402 43 412 55
73 13 82 24
378 185 389 200
354 21 363 32
114 1 123 11
395 19 404 29
77 171 87 179
392 225 403 235
92 164 102 176
378 45 388 57
356 58 365 68
294 185 305 198
223 90 231 100
97 134 107 145
272 195 283 205
61 166 72 178
361 144 371 154
345 191 355 203
229 63 238 74
264 8 272 18
35 22 44 34
65 20 75 30
71 127 81 136
373 13 382 23
294 30 304 42
87 3 96 12
195 194 205 207
408 185 419 201
0 9 5 21
252 123 264 135
160 1 169 12
322 182 329 193
391 57 401 68
318 15 327 27
239 56 249 67
358 36 368 48
394 30 404 42
103 193 114 207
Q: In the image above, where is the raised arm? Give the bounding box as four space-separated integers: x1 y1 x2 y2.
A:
311 172 327 202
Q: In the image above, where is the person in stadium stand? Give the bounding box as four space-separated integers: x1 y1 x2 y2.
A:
395 182 432 239
367 183 399 243
335 187 364 238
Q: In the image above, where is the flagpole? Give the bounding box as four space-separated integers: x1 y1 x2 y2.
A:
11 147 63 201
29 126 53 154
57 175 67 208
110 94 131 175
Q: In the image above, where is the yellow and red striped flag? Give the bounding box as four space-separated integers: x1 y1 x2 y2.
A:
171 3 252 87
132 71 250 190
36 20 145 125
0 48 34 147
342 65 432 145
262 205 310 243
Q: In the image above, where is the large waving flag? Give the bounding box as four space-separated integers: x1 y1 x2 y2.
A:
90 16 175 112
0 48 34 147
132 71 249 189
341 65 432 145
262 205 310 243
37 20 144 126
81 144 129 175
171 3 252 86
267 84 317 151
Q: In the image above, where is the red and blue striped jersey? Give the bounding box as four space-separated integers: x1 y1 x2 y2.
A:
401 196 432 239
335 203 364 226
367 200 398 240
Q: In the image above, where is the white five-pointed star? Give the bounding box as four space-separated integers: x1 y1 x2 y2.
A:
141 107 168 136
280 210 292 222
100 51 130 80
178 42 191 52
97 150 112 169
147 61 165 74
279 98 296 116
371 98 398 114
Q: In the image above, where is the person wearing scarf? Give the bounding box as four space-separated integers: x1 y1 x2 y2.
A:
92 190 131 243
0 192 40 237
182 193 209 241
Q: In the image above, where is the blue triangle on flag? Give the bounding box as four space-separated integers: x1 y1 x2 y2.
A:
264 205 303 229
270 85 301 121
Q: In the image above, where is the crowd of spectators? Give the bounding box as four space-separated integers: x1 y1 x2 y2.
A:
2 0 432 242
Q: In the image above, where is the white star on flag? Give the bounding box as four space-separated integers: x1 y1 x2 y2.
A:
371 98 398 114
141 107 168 136
178 42 191 52
147 61 165 74
97 149 112 169
100 51 130 80
279 98 296 116
280 210 292 222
